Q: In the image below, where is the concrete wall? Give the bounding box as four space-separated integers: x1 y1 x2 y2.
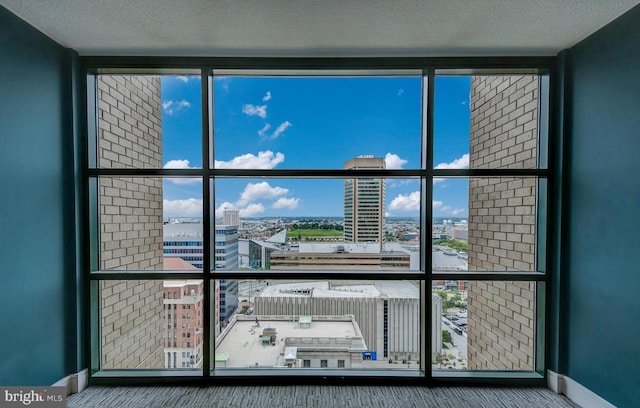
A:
98 75 164 369
467 75 538 370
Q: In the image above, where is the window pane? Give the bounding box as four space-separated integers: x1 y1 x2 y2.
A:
434 74 541 170
96 176 203 271
96 75 202 169
100 279 203 372
432 281 537 372
214 280 420 370
432 177 538 272
213 76 422 170
216 177 420 272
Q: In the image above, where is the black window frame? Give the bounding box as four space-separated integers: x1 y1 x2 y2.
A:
83 56 553 386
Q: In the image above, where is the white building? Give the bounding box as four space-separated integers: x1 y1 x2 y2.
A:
253 280 440 361
215 315 368 369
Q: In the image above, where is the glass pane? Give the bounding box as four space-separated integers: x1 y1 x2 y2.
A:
96 176 203 271
214 280 420 370
432 177 537 272
96 74 202 169
100 279 203 372
432 281 536 372
213 76 422 169
434 74 541 170
216 177 420 272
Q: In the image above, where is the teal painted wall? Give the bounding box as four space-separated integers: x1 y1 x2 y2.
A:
0 6 77 385
562 5 640 407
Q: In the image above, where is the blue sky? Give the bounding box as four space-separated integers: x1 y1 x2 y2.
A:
160 75 471 218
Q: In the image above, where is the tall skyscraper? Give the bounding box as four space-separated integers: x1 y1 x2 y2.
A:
344 156 386 252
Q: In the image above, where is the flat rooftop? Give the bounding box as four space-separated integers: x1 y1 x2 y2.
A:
215 316 363 368
259 280 419 299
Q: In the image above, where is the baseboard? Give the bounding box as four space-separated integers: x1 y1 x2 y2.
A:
52 369 88 395
548 370 616 408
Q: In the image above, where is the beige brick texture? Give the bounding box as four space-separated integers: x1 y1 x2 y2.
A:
98 75 164 369
467 75 538 370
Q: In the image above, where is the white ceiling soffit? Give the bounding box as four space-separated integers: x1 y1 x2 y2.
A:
1 0 639 57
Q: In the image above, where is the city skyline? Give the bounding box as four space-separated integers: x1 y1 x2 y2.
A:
160 75 472 218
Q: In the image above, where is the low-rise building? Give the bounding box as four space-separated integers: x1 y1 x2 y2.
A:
215 314 368 368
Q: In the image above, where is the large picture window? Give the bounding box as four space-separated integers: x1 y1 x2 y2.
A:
86 61 549 383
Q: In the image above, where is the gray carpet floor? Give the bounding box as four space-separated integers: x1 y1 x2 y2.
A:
67 386 580 408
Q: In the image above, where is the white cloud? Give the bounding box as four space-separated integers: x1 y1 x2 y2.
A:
164 159 192 169
163 159 200 184
441 205 451 212
258 123 272 138
387 179 417 188
268 121 292 140
385 212 391 217
239 203 265 217
242 104 267 118
435 153 469 169
389 191 421 212
451 208 466 215
262 91 272 102
433 200 443 209
272 197 300 210
384 152 408 169
162 100 191 116
214 150 284 169
176 76 189 83
215 77 230 92
237 182 288 207
163 198 202 217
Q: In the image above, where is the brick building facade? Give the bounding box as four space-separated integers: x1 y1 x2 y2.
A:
98 75 164 369
467 75 538 370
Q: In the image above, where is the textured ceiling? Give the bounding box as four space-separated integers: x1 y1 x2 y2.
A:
1 0 639 56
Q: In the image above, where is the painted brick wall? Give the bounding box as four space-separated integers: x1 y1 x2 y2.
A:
98 75 164 369
467 75 538 370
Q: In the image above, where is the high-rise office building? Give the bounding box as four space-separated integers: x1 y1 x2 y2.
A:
344 156 386 252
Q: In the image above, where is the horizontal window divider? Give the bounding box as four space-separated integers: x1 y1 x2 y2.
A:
92 369 203 378
89 270 431 281
430 271 546 281
214 69 424 77
432 169 548 177
83 56 554 71
88 168 549 178
88 168 206 177
90 271 206 280
209 369 425 379
90 370 426 386
431 370 545 384
213 169 425 178
210 270 429 280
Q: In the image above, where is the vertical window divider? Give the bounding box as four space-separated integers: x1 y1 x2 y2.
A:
423 68 435 381
202 67 213 377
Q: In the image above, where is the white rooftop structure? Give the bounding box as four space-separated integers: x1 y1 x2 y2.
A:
266 229 288 245
296 242 383 254
259 280 419 299
215 315 367 369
